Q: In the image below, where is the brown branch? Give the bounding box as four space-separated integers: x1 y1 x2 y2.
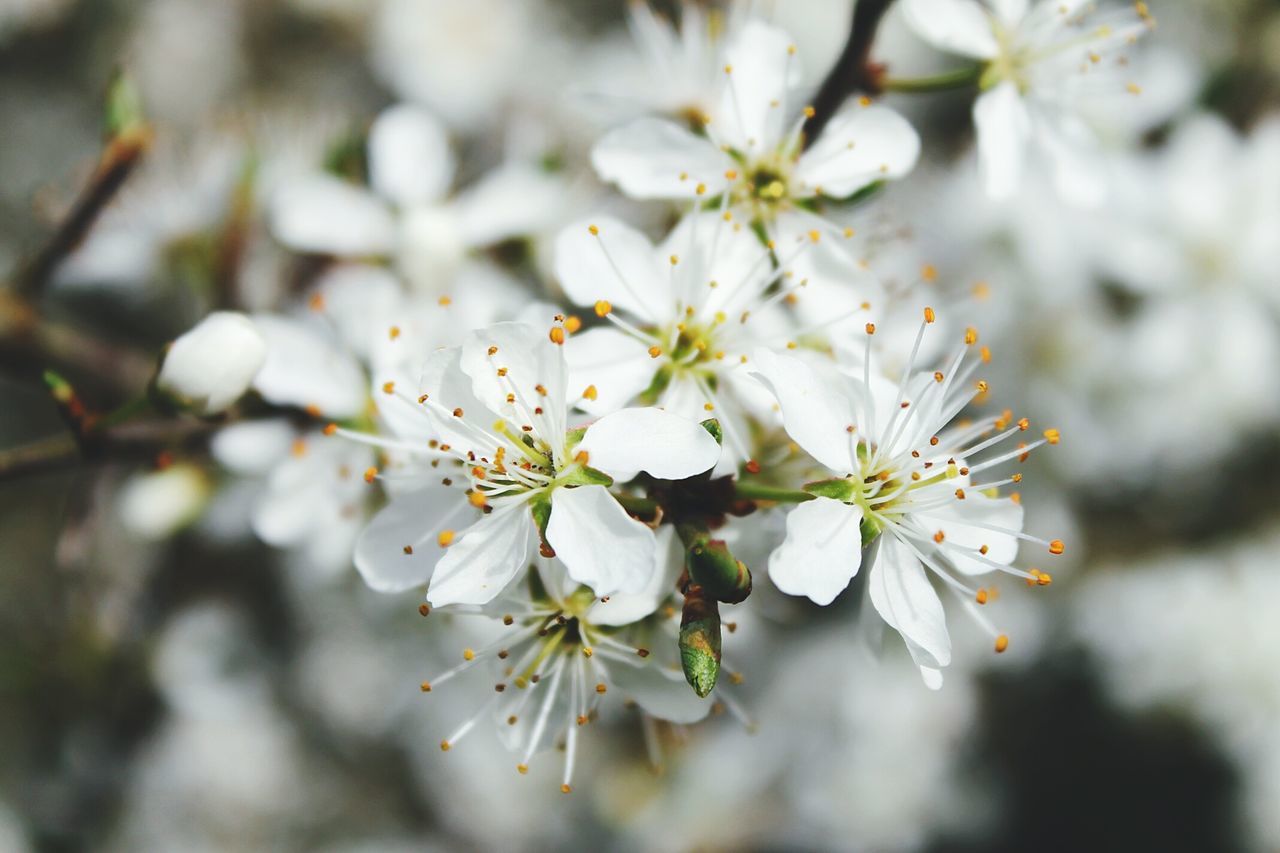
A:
13 127 151 299
805 0 895 147
0 418 217 481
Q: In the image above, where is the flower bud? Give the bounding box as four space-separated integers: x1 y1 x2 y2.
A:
685 534 752 604
154 312 266 416
679 584 721 698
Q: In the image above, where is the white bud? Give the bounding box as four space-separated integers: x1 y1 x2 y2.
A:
156 312 266 415
118 465 210 540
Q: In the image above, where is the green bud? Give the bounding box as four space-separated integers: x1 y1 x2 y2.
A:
529 495 554 558
679 585 722 698
686 535 751 604
104 70 144 138
558 466 613 488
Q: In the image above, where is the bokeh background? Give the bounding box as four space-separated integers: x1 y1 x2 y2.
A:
2 0 1279 850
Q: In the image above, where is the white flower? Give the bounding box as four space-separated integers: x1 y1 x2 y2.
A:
415 538 711 792
750 312 1063 686
348 320 721 606
591 19 919 291
270 103 568 291
902 0 1154 203
118 464 212 540
555 212 836 471
155 311 267 415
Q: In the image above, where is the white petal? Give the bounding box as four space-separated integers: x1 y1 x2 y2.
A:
659 211 769 318
587 525 681 626
460 322 567 443
612 663 711 723
793 103 921 198
454 163 568 246
270 174 396 256
919 492 1023 575
428 502 535 607
251 314 368 419
591 117 729 200
919 666 945 690
547 485 656 596
210 419 296 476
354 485 466 593
868 535 951 669
973 83 1032 199
554 216 669 323
747 347 855 473
1037 113 1107 208
768 497 864 605
577 407 721 481
564 327 657 416
901 0 999 58
367 104 454 207
417 346 503 458
717 19 798 153
989 0 1028 24
252 454 332 546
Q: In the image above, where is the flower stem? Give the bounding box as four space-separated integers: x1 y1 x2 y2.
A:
733 483 816 504
881 65 982 94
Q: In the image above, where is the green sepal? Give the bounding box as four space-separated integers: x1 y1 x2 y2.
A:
860 516 882 545
638 365 673 405
564 425 588 452
529 494 554 557
679 585 722 698
558 466 613 488
699 418 724 446
803 477 856 501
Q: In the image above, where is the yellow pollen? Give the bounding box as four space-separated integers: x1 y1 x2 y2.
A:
587 224 599 236
582 385 598 401
858 96 871 107
964 327 979 345
595 683 607 694
976 588 989 605
808 230 821 243
574 450 590 465
1044 428 1061 445
420 681 431 692
933 530 945 543
438 530 455 548
382 381 395 395
323 423 337 436
549 326 565 345
979 544 989 555
955 488 966 499
389 325 401 340
468 491 487 508
670 254 679 266
517 764 528 775
463 648 475 661
980 346 992 364
648 346 662 358
995 635 1009 653
934 371 944 383
922 265 938 282
440 740 451 752
438 295 452 307
865 322 876 335
1049 540 1065 555
403 545 414 555
564 315 582 334
363 467 378 484
1127 82 1142 94
291 439 307 457
561 784 572 794
924 306 936 324
1018 417 1030 431
452 407 464 417
594 300 612 317
976 380 989 393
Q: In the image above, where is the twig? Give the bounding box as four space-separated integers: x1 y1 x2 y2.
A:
805 0 896 147
13 127 151 299
0 418 217 481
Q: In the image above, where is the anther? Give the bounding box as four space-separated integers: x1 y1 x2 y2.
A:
648 346 662 358
363 467 378 484
549 326 565 345
420 681 432 692
438 530 455 548
995 635 1009 653
403 545 414 555
440 740 450 751
595 683 607 694
517 764 528 775
418 604 430 617
1044 428 1061 445
1049 540 1065 555
865 322 876 335
964 327 979 345
976 588 988 605
382 381 395 394
924 306 936 323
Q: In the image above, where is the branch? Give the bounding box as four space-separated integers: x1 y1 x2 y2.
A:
13 127 151 298
805 0 896 147
0 418 216 481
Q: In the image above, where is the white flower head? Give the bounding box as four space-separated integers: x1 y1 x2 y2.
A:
751 310 1064 687
347 320 721 607
903 0 1156 203
155 311 267 415
416 534 713 792
591 18 920 294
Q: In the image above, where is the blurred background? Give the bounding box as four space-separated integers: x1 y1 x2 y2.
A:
2 0 1279 850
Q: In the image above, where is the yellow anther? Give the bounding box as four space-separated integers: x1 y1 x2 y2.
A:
976 588 989 605
955 488 966 500
561 784 572 794
725 169 738 179
995 635 1009 653
437 529 455 548
582 385 598 401
924 306 936 324
1044 428 1061 445
516 764 528 775
463 648 475 661
594 300 612 317
1049 539 1065 555
382 381 395 395
440 740 451 752
670 254 679 266
648 346 662 358
323 423 338 436
574 450 589 465
564 315 582 334
468 491 487 508
803 105 815 118
934 371 944 383
865 322 876 335
964 327 979 345
420 681 431 692
549 326 565 345
933 530 945 543
363 467 378 484
452 407 464 417
976 380 989 393
922 264 938 282
587 224 599 236
438 295 452 306
595 683 607 694
389 325 401 340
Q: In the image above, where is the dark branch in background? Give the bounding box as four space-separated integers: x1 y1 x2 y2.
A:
13 128 151 298
0 419 216 481
804 0 895 147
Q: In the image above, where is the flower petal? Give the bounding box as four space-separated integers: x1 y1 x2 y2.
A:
587 525 681 626
460 322 567 443
554 216 669 323
768 497 864 605
748 347 856 473
919 492 1023 575
717 19 798 153
576 407 721 481
868 534 952 670
973 82 1032 199
793 103 921 198
547 485 656 596
591 117 729 200
270 174 396 256
354 485 468 593
367 104 455 207
251 314 368 419
612 661 711 723
564 327 657 415
901 0 999 58
428 502 534 607
210 419 296 476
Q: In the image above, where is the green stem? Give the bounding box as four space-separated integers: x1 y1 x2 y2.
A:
881 65 982 94
97 395 152 429
613 493 660 518
733 483 816 504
